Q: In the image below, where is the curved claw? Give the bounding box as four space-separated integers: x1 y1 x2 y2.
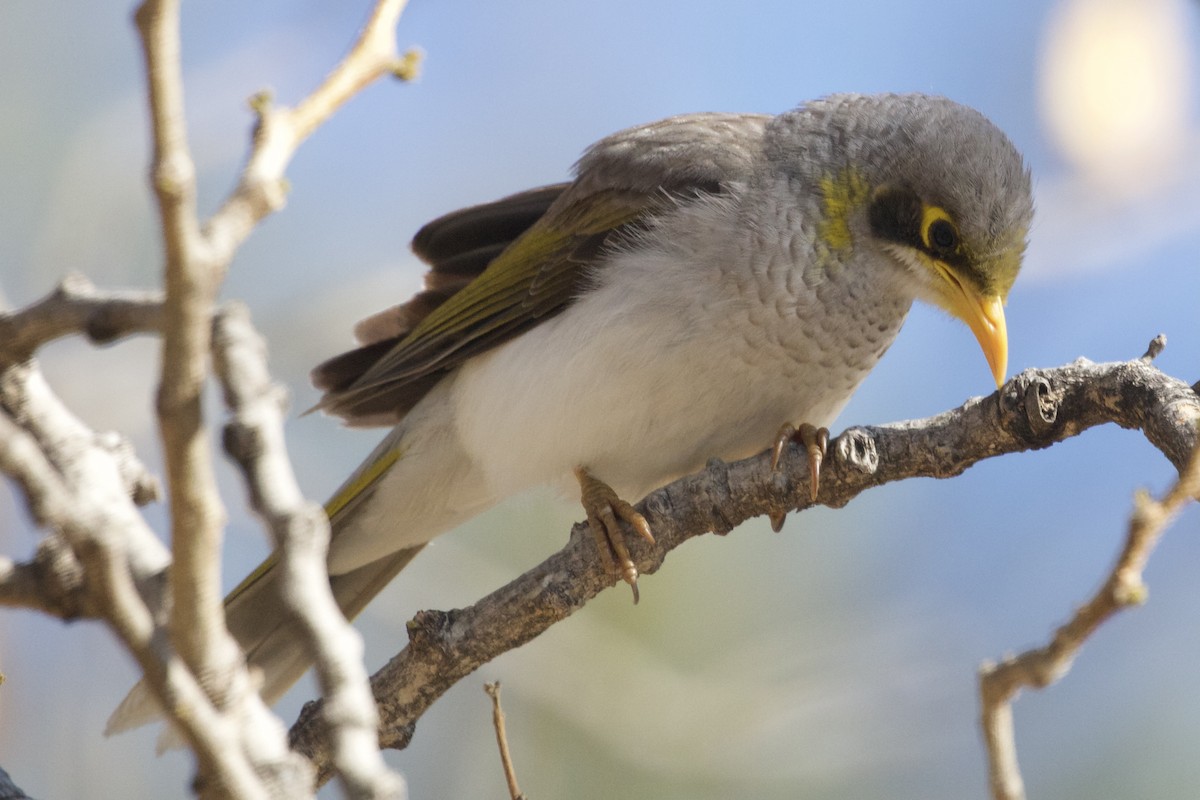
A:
801 424 829 502
769 422 830 509
575 467 654 604
770 423 797 472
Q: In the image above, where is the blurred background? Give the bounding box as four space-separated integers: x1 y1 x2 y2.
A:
1 0 1199 797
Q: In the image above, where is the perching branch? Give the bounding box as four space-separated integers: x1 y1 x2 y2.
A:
289 344 1200 784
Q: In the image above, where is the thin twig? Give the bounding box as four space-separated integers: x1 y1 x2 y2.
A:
203 0 412 266
978 437 1200 800
284 0 412 142
485 683 526 800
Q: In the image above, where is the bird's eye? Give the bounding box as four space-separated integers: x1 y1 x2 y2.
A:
927 218 958 254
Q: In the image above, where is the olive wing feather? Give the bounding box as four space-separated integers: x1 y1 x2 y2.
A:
312 112 770 427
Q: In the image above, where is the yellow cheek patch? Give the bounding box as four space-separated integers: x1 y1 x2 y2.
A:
818 169 870 254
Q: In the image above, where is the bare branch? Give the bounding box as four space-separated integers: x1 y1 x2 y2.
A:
285 0 412 143
0 274 163 362
290 353 1200 781
0 353 302 796
6 0 412 794
134 0 202 260
0 277 164 510
0 392 87 532
93 519 278 800
136 0 245 757
1141 332 1167 362
129 1 415 791
977 434 1200 800
214 303 406 799
0 361 170 580
0 539 89 620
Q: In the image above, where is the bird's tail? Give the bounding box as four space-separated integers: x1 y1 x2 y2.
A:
223 539 427 710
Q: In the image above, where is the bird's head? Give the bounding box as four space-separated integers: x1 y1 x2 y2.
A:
865 97 1032 388
771 94 1034 387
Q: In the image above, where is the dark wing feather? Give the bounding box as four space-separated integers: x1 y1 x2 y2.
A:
341 185 569 351
412 184 569 265
313 112 770 427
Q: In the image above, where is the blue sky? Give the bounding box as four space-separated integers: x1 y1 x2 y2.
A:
1 1 1198 798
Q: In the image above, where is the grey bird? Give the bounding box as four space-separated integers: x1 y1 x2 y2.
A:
109 92 1033 735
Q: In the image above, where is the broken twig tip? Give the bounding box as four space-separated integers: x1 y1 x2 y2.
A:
391 48 424 81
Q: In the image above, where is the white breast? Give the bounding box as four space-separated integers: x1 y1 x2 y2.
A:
449 185 914 502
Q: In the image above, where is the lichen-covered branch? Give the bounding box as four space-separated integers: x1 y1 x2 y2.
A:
289 348 1200 784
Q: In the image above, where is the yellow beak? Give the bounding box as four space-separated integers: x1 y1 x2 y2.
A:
956 288 1008 388
933 261 1009 387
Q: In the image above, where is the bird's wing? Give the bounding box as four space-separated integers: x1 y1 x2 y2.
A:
312 112 770 426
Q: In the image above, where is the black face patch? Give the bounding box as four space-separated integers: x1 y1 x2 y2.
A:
868 185 983 284
868 185 924 250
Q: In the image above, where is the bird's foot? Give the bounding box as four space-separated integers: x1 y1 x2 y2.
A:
574 467 655 603
767 422 829 531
